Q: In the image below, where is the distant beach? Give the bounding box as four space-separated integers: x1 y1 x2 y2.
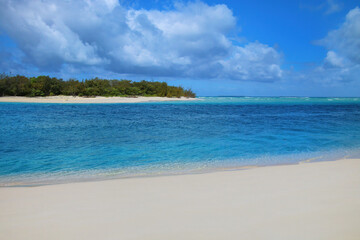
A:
0 96 198 104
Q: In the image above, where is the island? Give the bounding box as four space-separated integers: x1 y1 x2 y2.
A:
0 74 197 103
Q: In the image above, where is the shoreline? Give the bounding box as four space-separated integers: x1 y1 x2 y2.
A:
0 152 356 187
0 96 198 104
0 154 347 187
1 158 359 239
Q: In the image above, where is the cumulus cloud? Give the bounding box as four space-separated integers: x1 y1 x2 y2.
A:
0 0 282 81
221 42 282 81
320 7 360 64
324 51 345 67
312 7 360 83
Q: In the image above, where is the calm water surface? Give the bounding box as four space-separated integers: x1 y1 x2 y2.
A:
1 97 360 185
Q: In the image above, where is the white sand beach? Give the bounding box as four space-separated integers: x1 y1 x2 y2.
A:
0 96 197 104
0 158 359 240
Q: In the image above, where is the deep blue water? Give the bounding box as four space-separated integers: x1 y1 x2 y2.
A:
1 97 360 185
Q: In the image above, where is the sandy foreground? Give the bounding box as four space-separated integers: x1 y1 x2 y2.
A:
0 96 198 103
0 159 359 240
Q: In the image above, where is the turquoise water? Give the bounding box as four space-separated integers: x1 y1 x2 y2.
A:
1 97 360 185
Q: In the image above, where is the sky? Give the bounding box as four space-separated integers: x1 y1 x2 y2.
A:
0 0 359 96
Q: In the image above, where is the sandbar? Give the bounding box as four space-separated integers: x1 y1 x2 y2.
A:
0 96 198 104
0 159 359 240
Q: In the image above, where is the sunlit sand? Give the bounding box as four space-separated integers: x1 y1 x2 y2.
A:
0 96 198 104
1 158 359 240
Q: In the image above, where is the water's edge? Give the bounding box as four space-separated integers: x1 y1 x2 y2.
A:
1 149 358 187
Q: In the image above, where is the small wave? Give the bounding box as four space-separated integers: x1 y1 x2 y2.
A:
1 148 359 187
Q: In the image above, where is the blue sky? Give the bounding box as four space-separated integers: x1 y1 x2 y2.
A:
0 0 359 96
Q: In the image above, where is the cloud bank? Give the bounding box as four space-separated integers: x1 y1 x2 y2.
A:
0 0 282 81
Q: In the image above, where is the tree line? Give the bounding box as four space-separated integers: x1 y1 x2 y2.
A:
0 74 196 98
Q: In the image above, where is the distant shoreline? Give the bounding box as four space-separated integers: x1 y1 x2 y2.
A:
0 96 198 104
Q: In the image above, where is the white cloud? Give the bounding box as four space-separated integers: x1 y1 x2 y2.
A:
0 0 107 69
312 7 360 83
0 0 282 81
221 42 282 81
325 51 344 67
320 7 360 64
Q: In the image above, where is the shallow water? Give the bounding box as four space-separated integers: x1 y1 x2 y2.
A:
1 97 360 185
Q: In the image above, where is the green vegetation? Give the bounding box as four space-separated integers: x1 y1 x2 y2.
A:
0 74 196 98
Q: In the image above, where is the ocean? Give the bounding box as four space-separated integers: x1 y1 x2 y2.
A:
1 97 360 186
